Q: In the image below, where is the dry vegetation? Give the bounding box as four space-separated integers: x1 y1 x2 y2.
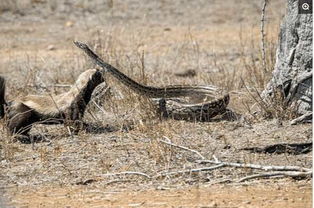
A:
0 0 312 207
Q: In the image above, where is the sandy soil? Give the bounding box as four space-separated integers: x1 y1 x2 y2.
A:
4 181 312 208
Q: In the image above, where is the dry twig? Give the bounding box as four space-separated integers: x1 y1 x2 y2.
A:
160 137 205 160
290 112 312 125
155 164 224 178
196 160 311 172
238 171 312 182
260 0 268 72
99 171 151 179
158 139 312 182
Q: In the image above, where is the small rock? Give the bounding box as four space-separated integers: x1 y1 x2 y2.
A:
65 21 74 27
47 45 55 51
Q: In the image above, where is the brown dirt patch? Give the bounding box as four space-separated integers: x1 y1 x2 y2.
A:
7 182 312 208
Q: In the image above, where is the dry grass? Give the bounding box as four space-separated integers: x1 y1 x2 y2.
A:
0 1 311 207
83 23 293 123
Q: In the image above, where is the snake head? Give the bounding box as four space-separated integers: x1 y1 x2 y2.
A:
73 41 88 50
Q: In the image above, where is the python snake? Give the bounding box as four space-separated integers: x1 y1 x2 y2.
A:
74 41 229 121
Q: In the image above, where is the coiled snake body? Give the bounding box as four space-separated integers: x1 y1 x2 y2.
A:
74 41 229 121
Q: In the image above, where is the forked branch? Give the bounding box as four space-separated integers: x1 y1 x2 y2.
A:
196 160 311 172
159 138 311 182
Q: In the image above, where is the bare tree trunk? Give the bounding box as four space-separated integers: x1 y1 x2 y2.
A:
263 0 312 115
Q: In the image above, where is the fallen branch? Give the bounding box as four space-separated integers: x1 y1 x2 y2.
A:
160 138 311 181
160 137 205 160
196 160 311 172
291 112 312 125
155 164 224 178
237 171 312 182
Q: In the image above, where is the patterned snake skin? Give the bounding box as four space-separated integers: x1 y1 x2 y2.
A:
74 41 229 121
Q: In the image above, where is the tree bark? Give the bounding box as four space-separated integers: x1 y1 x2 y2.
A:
263 0 312 115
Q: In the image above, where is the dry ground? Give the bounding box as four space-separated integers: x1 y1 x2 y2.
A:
0 0 312 207
4 182 312 208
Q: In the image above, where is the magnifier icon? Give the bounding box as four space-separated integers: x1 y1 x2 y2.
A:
302 3 310 10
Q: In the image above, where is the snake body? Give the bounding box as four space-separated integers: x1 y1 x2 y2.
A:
74 41 229 121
